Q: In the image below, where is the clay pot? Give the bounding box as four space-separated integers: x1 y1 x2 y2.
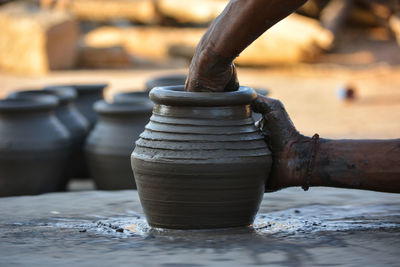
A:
145 74 186 91
43 87 90 178
0 97 70 197
85 99 153 190
8 89 90 183
44 83 108 129
113 91 149 104
131 86 272 229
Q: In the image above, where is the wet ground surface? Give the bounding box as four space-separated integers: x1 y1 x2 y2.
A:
1 188 399 266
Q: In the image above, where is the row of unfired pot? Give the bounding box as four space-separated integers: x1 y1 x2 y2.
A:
0 75 187 197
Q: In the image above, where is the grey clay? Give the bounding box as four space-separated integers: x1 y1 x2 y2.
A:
131 86 272 229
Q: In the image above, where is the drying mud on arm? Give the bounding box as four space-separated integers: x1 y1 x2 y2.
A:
253 95 400 193
185 0 307 92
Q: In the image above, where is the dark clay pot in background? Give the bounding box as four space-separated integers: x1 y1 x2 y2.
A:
85 99 153 190
44 83 108 129
131 86 272 229
113 91 149 104
145 74 186 91
8 89 90 183
43 87 90 178
0 97 70 197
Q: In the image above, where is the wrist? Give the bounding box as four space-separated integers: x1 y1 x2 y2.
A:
291 135 329 190
284 134 313 188
196 46 235 72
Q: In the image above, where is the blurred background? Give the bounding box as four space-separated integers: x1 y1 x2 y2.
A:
0 0 399 192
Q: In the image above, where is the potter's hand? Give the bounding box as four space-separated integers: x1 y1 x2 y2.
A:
253 95 400 194
184 0 307 92
251 95 311 192
184 41 239 92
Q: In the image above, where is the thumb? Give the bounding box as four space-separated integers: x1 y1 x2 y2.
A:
251 96 299 150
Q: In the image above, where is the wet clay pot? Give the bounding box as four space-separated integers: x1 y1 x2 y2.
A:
145 74 187 91
8 89 90 183
44 83 108 129
131 86 272 229
85 100 153 190
0 97 70 197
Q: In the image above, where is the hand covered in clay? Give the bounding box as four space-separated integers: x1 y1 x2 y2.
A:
184 33 239 92
251 95 311 192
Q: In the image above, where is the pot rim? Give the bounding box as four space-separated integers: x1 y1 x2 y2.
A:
0 96 58 112
94 100 153 115
113 91 149 99
145 74 187 91
149 85 256 106
113 91 151 104
44 83 108 94
254 88 269 96
43 87 77 103
9 89 76 104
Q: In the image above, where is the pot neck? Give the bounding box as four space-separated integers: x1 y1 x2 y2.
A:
153 104 252 120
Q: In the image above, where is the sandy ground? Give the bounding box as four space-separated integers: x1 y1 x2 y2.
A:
1 64 399 139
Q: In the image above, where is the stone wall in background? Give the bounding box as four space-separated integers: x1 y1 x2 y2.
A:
156 0 227 25
69 0 157 24
0 1 79 75
82 14 333 67
0 0 397 74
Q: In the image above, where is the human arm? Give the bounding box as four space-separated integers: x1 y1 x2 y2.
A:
252 95 400 193
185 0 307 92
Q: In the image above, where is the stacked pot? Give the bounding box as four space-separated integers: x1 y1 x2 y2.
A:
85 92 153 190
84 74 186 190
0 96 71 196
43 83 108 178
0 83 107 196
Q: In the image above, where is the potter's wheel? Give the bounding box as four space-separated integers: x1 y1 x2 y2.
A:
1 188 399 266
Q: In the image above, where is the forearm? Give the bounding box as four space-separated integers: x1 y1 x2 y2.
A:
204 0 307 58
308 139 400 193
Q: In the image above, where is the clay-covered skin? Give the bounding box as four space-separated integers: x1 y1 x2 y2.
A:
131 86 272 229
252 95 400 193
185 0 307 92
184 0 400 194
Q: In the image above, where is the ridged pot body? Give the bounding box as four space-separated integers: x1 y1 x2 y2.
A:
0 100 70 197
85 101 152 190
131 86 272 229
